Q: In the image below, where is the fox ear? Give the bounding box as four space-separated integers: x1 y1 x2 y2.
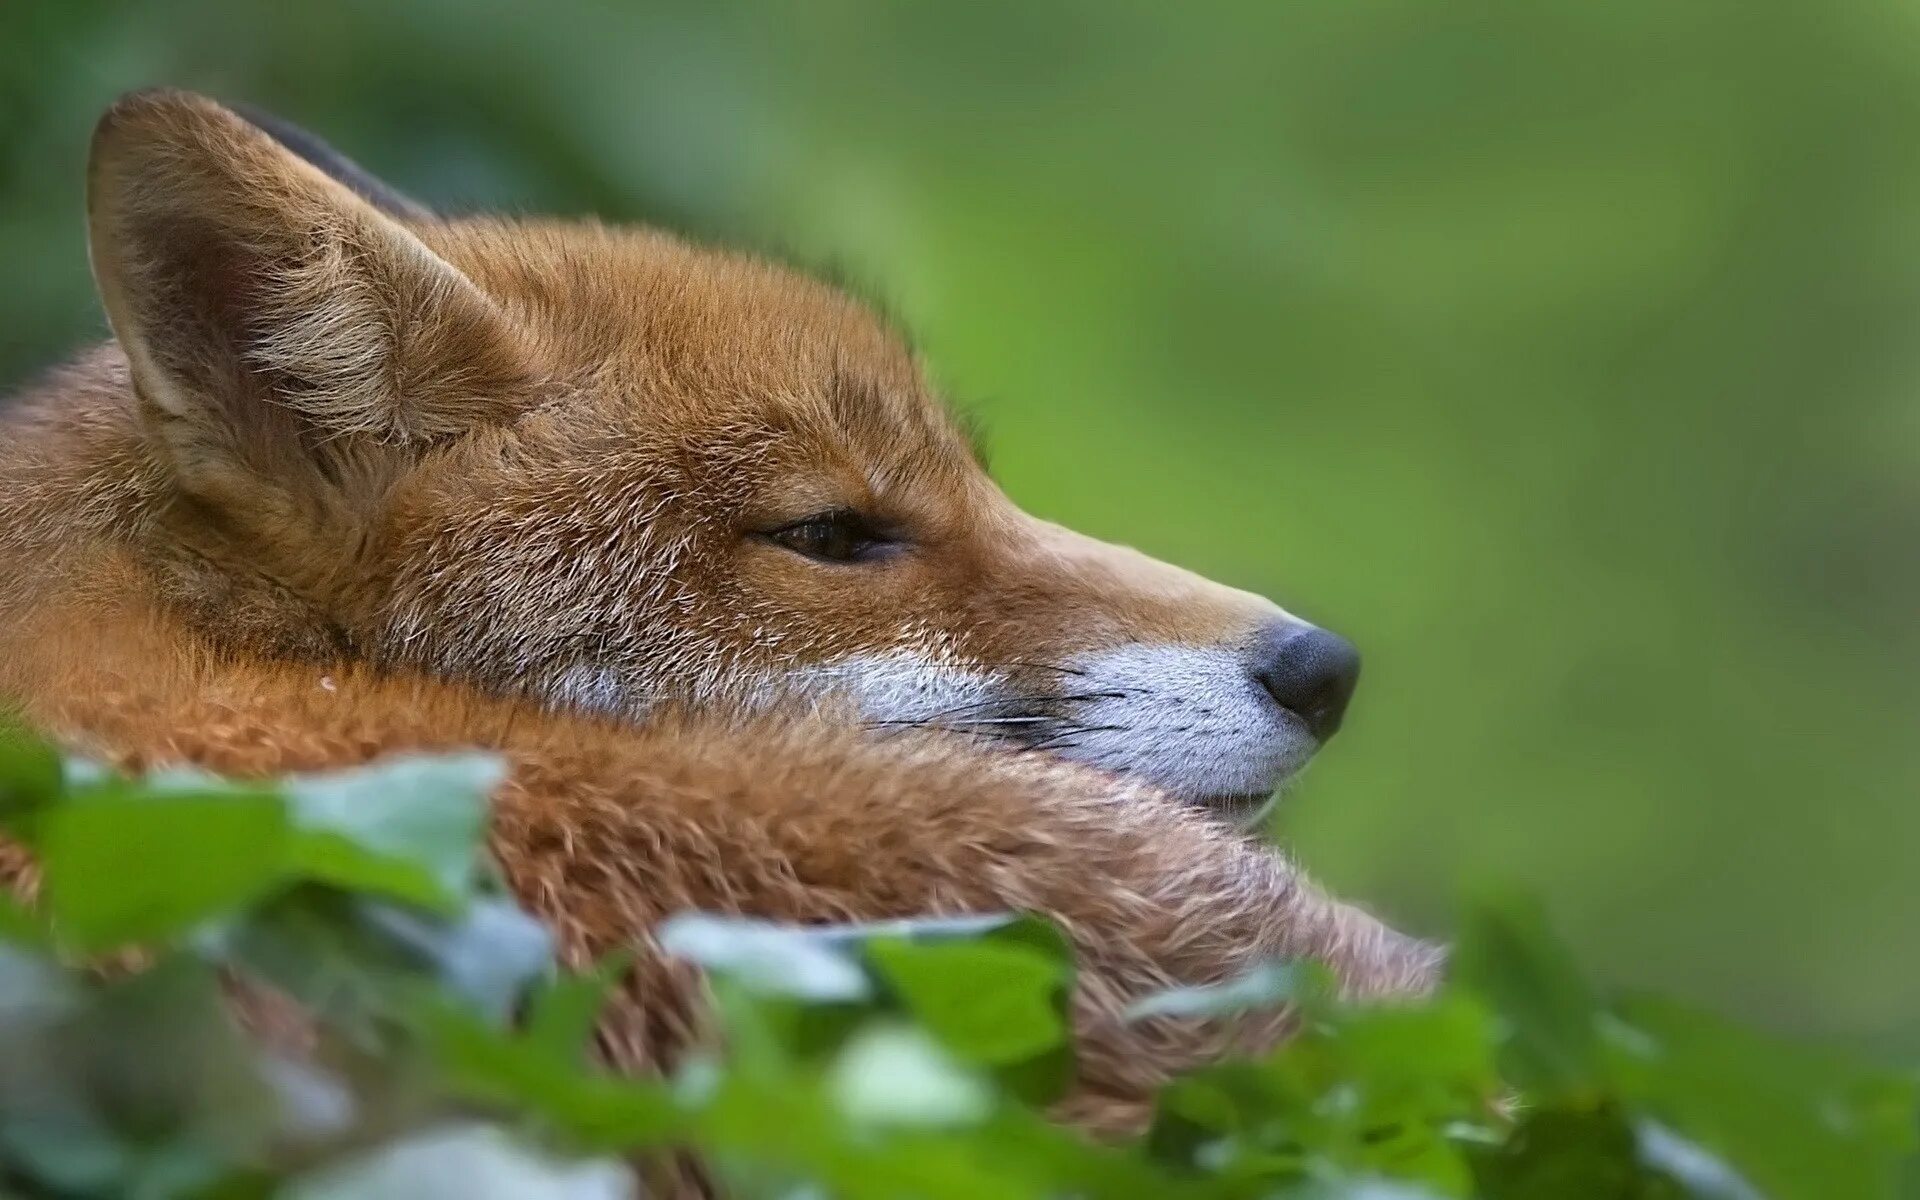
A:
85 90 537 526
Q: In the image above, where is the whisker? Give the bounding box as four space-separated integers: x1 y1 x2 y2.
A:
867 715 1058 729
856 703 1007 729
980 661 1090 678
1021 736 1082 755
941 716 1066 728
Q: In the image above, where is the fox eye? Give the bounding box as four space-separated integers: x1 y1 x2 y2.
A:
763 510 895 564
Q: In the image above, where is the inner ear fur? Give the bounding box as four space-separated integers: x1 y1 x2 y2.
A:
86 89 538 534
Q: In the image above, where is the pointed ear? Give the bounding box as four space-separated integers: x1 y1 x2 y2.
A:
86 90 538 528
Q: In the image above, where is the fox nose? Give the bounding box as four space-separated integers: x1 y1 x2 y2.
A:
1250 621 1361 741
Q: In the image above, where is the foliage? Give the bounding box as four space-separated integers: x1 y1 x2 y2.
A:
0 724 1912 1198
6 0 1920 1067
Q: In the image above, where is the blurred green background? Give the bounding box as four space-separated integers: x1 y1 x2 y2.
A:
4 1 1916 1058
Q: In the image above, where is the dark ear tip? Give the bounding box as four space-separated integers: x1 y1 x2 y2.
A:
230 101 434 222
91 90 433 224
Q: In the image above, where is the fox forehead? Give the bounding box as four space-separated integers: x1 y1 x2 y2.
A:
416 217 974 490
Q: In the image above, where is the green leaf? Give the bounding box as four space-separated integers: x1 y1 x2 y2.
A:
524 951 633 1064
40 787 291 951
0 939 78 1022
1146 1058 1306 1176
1635 1120 1764 1200
0 719 63 841
211 887 443 1046
810 912 1027 945
78 958 278 1138
284 1122 634 1200
219 889 554 1039
1125 959 1311 1022
284 753 502 906
1143 994 1497 1192
866 935 1069 1066
0 890 49 948
361 898 554 1023
416 1001 681 1149
285 829 459 913
1293 1184 1456 1200
0 1115 136 1198
1603 995 1919 1200
857 916 1077 1104
829 1023 993 1128
657 912 872 1003
1450 886 1602 1097
0 958 280 1200
1326 995 1503 1121
1469 1104 1648 1199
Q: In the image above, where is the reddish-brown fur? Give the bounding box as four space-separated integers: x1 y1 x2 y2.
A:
59 91 1277 708
0 91 1441 1173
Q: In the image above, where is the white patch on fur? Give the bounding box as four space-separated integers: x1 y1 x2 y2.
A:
549 663 629 712
534 634 1318 817
776 652 1008 726
765 640 1320 812
1057 643 1317 803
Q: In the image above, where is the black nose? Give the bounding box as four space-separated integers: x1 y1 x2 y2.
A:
1250 621 1361 741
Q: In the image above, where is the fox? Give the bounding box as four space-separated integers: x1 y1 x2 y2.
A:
0 89 1441 1148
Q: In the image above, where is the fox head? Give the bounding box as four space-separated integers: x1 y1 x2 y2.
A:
79 90 1361 817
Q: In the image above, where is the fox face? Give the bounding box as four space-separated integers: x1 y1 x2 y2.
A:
82 91 1360 816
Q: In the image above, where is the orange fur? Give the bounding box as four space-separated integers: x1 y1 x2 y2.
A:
0 91 1441 1175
